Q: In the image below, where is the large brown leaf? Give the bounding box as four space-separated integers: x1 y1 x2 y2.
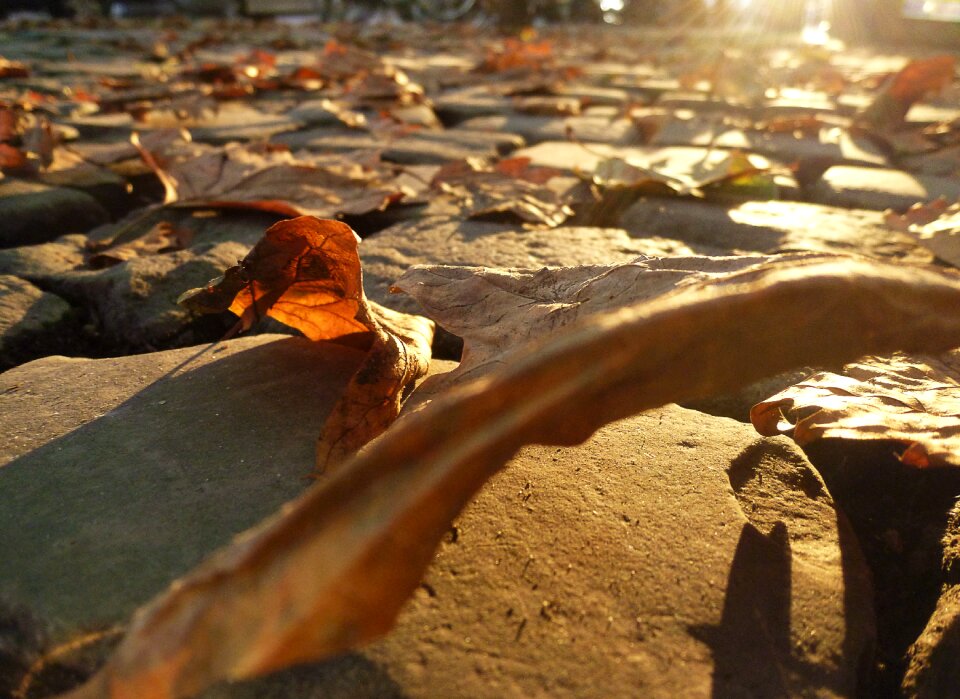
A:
428 157 573 227
66 258 960 699
858 56 956 131
133 135 405 219
178 216 433 468
751 351 960 468
393 254 835 393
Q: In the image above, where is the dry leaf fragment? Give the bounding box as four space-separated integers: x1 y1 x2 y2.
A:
67 257 960 699
751 351 960 468
177 216 433 468
430 157 572 227
858 56 956 131
392 253 832 390
88 222 193 269
133 135 405 219
0 57 30 79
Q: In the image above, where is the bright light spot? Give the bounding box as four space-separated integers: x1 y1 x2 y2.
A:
243 66 259 78
600 0 624 11
802 20 831 44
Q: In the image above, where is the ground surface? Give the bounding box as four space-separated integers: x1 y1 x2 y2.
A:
0 14 959 699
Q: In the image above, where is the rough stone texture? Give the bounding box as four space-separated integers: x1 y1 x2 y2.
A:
360 217 695 316
0 234 88 282
809 166 960 212
274 126 525 164
0 179 109 248
902 504 960 699
48 242 249 351
621 198 934 263
202 403 876 699
0 274 73 368
0 334 365 639
902 585 960 699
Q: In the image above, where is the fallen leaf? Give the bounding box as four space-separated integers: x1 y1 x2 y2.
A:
88 221 194 269
67 257 960 699
478 38 554 74
177 216 433 468
430 157 572 227
751 351 960 468
133 135 405 218
858 56 956 131
392 253 830 391
0 57 29 79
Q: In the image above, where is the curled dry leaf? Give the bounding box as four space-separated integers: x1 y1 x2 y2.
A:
430 157 572 227
858 55 956 131
177 216 433 469
751 351 960 468
393 253 830 390
0 57 30 79
88 221 193 269
67 257 960 699
133 134 405 218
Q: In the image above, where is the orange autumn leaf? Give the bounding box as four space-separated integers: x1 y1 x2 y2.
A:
859 56 956 130
178 216 433 468
0 57 29 79
751 351 960 468
887 55 956 106
66 257 960 699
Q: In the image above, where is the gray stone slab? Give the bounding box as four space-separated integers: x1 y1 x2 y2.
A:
641 116 887 168
0 179 109 248
0 274 72 368
0 335 364 640
201 403 875 698
809 166 960 212
620 198 933 263
48 241 250 351
0 234 88 283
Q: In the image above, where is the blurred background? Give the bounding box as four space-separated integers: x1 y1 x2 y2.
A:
1 0 959 45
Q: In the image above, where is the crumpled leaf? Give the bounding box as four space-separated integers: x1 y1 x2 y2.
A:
177 216 433 468
858 56 956 131
584 149 780 225
393 253 828 390
88 221 193 269
884 198 960 268
751 351 960 468
0 57 29 79
478 38 554 74
429 157 572 227
133 134 406 219
66 257 960 699
593 149 777 199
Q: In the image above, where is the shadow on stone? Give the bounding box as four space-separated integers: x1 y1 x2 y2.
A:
691 522 793 698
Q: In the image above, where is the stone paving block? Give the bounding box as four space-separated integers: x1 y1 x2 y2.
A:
809 165 960 212
0 179 109 248
620 198 933 263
